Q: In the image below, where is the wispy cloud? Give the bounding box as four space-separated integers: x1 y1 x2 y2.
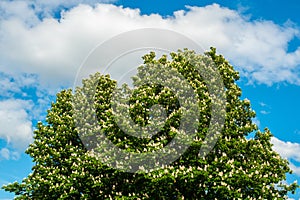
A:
0 148 10 160
258 102 271 115
0 147 20 160
259 102 267 107
260 110 270 115
0 72 38 98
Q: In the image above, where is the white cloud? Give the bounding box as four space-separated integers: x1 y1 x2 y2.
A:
260 110 270 115
0 73 54 160
290 163 300 177
0 99 34 151
1 2 300 160
0 0 116 20
31 0 117 11
0 72 38 98
0 147 20 160
0 148 10 160
271 137 300 176
258 102 271 115
0 1 40 25
0 3 300 87
259 102 269 107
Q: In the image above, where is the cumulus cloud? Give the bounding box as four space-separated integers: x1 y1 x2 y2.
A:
33 0 117 8
0 0 116 20
0 72 54 159
1 2 300 159
0 3 300 87
0 1 40 25
0 99 34 152
271 137 300 176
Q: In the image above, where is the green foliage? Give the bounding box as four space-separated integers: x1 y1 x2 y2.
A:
2 48 298 199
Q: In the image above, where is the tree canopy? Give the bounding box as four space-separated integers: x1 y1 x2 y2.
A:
2 48 298 199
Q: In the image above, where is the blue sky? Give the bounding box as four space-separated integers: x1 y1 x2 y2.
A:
0 0 300 199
